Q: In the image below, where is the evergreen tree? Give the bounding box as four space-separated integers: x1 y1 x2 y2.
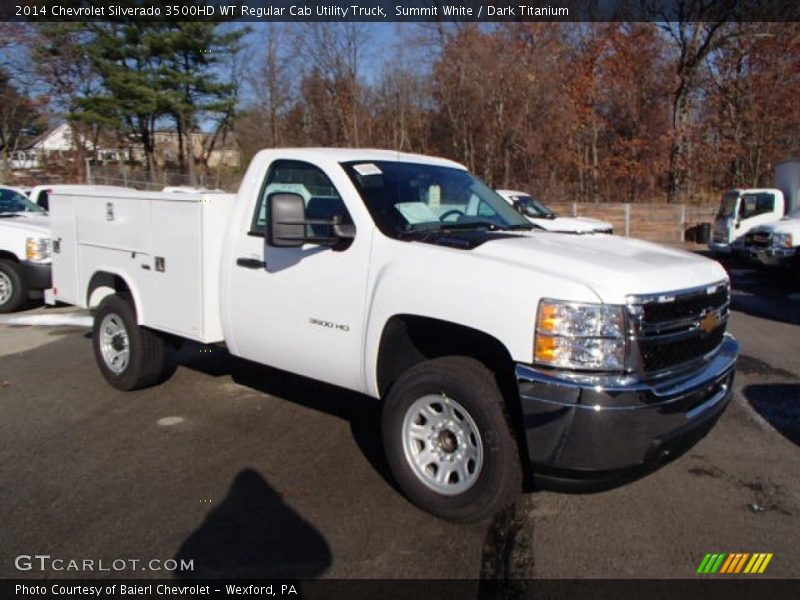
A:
160 22 245 181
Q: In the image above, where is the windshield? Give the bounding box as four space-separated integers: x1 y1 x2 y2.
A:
0 188 45 215
717 191 739 219
514 195 555 218
342 161 532 238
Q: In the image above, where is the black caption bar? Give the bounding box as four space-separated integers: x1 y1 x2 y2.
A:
2 0 800 22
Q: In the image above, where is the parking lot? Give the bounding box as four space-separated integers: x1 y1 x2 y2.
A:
0 255 798 580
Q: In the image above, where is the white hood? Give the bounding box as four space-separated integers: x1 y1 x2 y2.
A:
0 213 51 237
751 216 800 235
532 215 612 233
472 232 727 303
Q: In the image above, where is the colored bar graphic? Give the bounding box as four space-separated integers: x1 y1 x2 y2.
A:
703 552 774 575
710 553 726 573
744 554 760 574
758 554 773 573
719 554 736 573
721 553 736 573
697 554 712 574
730 552 750 573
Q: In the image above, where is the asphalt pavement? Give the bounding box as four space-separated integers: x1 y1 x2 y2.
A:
0 257 798 581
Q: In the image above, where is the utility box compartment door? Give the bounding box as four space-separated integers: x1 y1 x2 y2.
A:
145 200 204 338
49 193 79 306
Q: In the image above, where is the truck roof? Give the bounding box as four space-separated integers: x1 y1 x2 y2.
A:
727 187 782 195
253 147 467 170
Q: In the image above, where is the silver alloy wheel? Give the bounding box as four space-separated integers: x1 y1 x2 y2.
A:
401 393 484 495
99 313 130 374
0 271 12 306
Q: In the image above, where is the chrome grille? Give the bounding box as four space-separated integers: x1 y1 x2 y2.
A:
627 281 729 375
744 232 770 248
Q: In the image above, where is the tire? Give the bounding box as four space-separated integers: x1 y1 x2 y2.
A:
382 356 522 522
92 294 167 391
0 259 27 313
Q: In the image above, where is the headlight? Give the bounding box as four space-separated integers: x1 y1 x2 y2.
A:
771 233 793 249
534 299 626 371
25 237 52 262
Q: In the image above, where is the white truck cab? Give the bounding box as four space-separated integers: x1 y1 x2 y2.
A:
741 159 800 270
708 188 785 255
0 186 52 312
48 148 737 521
496 189 614 234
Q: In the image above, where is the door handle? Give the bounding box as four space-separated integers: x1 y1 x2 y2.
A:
236 257 265 269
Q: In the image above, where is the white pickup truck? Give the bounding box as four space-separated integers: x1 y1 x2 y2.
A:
0 186 52 312
740 160 800 271
48 149 738 521
744 209 800 270
496 189 614 234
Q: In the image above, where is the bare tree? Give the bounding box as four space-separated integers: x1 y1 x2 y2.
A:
658 2 733 202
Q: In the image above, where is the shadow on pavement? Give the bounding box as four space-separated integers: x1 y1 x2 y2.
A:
743 383 800 447
706 255 800 326
174 343 396 492
174 468 332 579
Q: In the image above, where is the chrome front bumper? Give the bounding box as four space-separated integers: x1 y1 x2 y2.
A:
516 334 738 476
747 246 798 268
707 240 732 254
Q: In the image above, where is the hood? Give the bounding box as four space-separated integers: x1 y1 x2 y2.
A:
471 232 727 303
0 213 50 237
751 217 800 235
532 215 612 233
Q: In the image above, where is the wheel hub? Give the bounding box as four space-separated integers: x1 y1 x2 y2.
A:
401 393 484 496
99 313 130 375
438 429 458 453
111 335 126 352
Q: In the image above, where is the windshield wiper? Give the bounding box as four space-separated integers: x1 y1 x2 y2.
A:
440 221 501 231
398 220 534 239
504 223 538 230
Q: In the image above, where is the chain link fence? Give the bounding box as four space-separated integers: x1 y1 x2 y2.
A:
87 165 242 193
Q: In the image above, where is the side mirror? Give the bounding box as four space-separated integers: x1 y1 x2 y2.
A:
333 222 356 239
267 193 306 247
267 192 356 248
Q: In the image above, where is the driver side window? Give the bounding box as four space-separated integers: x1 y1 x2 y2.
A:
250 160 352 238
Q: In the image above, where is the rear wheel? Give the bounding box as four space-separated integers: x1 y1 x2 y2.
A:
93 294 167 390
0 260 27 313
382 356 522 522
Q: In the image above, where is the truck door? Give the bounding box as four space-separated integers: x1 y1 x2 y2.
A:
735 191 782 241
225 160 370 393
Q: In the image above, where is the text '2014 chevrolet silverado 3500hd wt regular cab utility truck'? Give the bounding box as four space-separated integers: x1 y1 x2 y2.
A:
48 149 738 521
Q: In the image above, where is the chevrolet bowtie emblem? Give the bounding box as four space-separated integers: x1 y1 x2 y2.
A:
700 311 720 334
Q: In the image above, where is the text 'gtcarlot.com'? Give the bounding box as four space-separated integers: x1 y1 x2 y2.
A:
14 554 194 572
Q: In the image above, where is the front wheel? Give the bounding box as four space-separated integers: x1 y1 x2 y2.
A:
0 260 27 313
93 294 167 391
382 356 522 522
